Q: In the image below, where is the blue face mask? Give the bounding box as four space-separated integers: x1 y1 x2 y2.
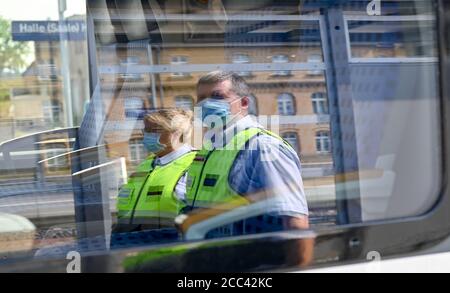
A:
143 132 166 153
199 98 232 122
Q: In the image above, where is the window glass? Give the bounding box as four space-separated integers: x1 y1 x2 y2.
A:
129 138 146 163
271 54 291 76
277 93 296 115
348 19 437 60
232 53 252 77
312 92 328 115
282 132 300 154
171 56 190 77
315 131 330 153
175 95 194 110
0 0 443 271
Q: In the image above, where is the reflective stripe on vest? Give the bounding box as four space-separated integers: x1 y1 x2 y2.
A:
117 151 196 226
185 127 294 210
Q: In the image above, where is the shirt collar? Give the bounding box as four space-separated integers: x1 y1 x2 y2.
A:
153 144 192 166
210 115 262 148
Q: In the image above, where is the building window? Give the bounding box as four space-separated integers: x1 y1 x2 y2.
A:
119 56 142 80
282 132 300 153
307 54 323 76
124 97 144 119
316 131 331 153
120 56 140 66
129 139 146 163
175 96 194 110
46 148 68 169
277 93 295 115
42 100 61 123
271 54 291 76
37 62 58 81
312 92 329 114
232 54 252 77
248 94 258 116
171 56 190 77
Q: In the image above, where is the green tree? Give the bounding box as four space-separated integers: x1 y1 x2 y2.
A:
0 16 30 77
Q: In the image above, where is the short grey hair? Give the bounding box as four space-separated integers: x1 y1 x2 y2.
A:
197 71 250 98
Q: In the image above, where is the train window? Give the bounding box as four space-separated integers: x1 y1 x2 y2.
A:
0 0 445 272
347 19 438 61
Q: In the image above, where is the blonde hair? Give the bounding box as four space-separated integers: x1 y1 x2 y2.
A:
144 109 193 143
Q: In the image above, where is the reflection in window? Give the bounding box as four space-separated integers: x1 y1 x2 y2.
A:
271 54 291 76
129 139 146 163
277 93 295 115
171 56 190 77
37 62 58 81
315 131 330 153
46 148 68 169
307 54 322 75
124 97 144 119
248 94 258 116
175 96 194 110
348 20 437 59
42 100 61 123
119 56 142 80
120 56 140 66
312 92 328 114
282 132 300 154
232 54 251 77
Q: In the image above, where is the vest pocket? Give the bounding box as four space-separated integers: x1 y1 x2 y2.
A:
203 174 219 187
145 185 164 201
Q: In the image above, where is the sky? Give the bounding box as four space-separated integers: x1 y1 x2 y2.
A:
0 0 86 21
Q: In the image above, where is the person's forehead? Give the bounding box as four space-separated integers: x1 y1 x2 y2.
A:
197 80 233 98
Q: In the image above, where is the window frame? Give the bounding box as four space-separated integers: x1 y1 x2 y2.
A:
311 92 329 115
315 130 331 153
231 53 253 77
282 131 300 153
271 54 292 76
128 138 146 163
277 92 296 115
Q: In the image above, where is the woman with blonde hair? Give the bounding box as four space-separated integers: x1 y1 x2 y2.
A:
115 108 196 232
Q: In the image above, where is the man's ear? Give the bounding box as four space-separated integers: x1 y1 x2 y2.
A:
240 96 250 109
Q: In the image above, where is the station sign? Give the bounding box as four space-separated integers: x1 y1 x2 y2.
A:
11 21 87 42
